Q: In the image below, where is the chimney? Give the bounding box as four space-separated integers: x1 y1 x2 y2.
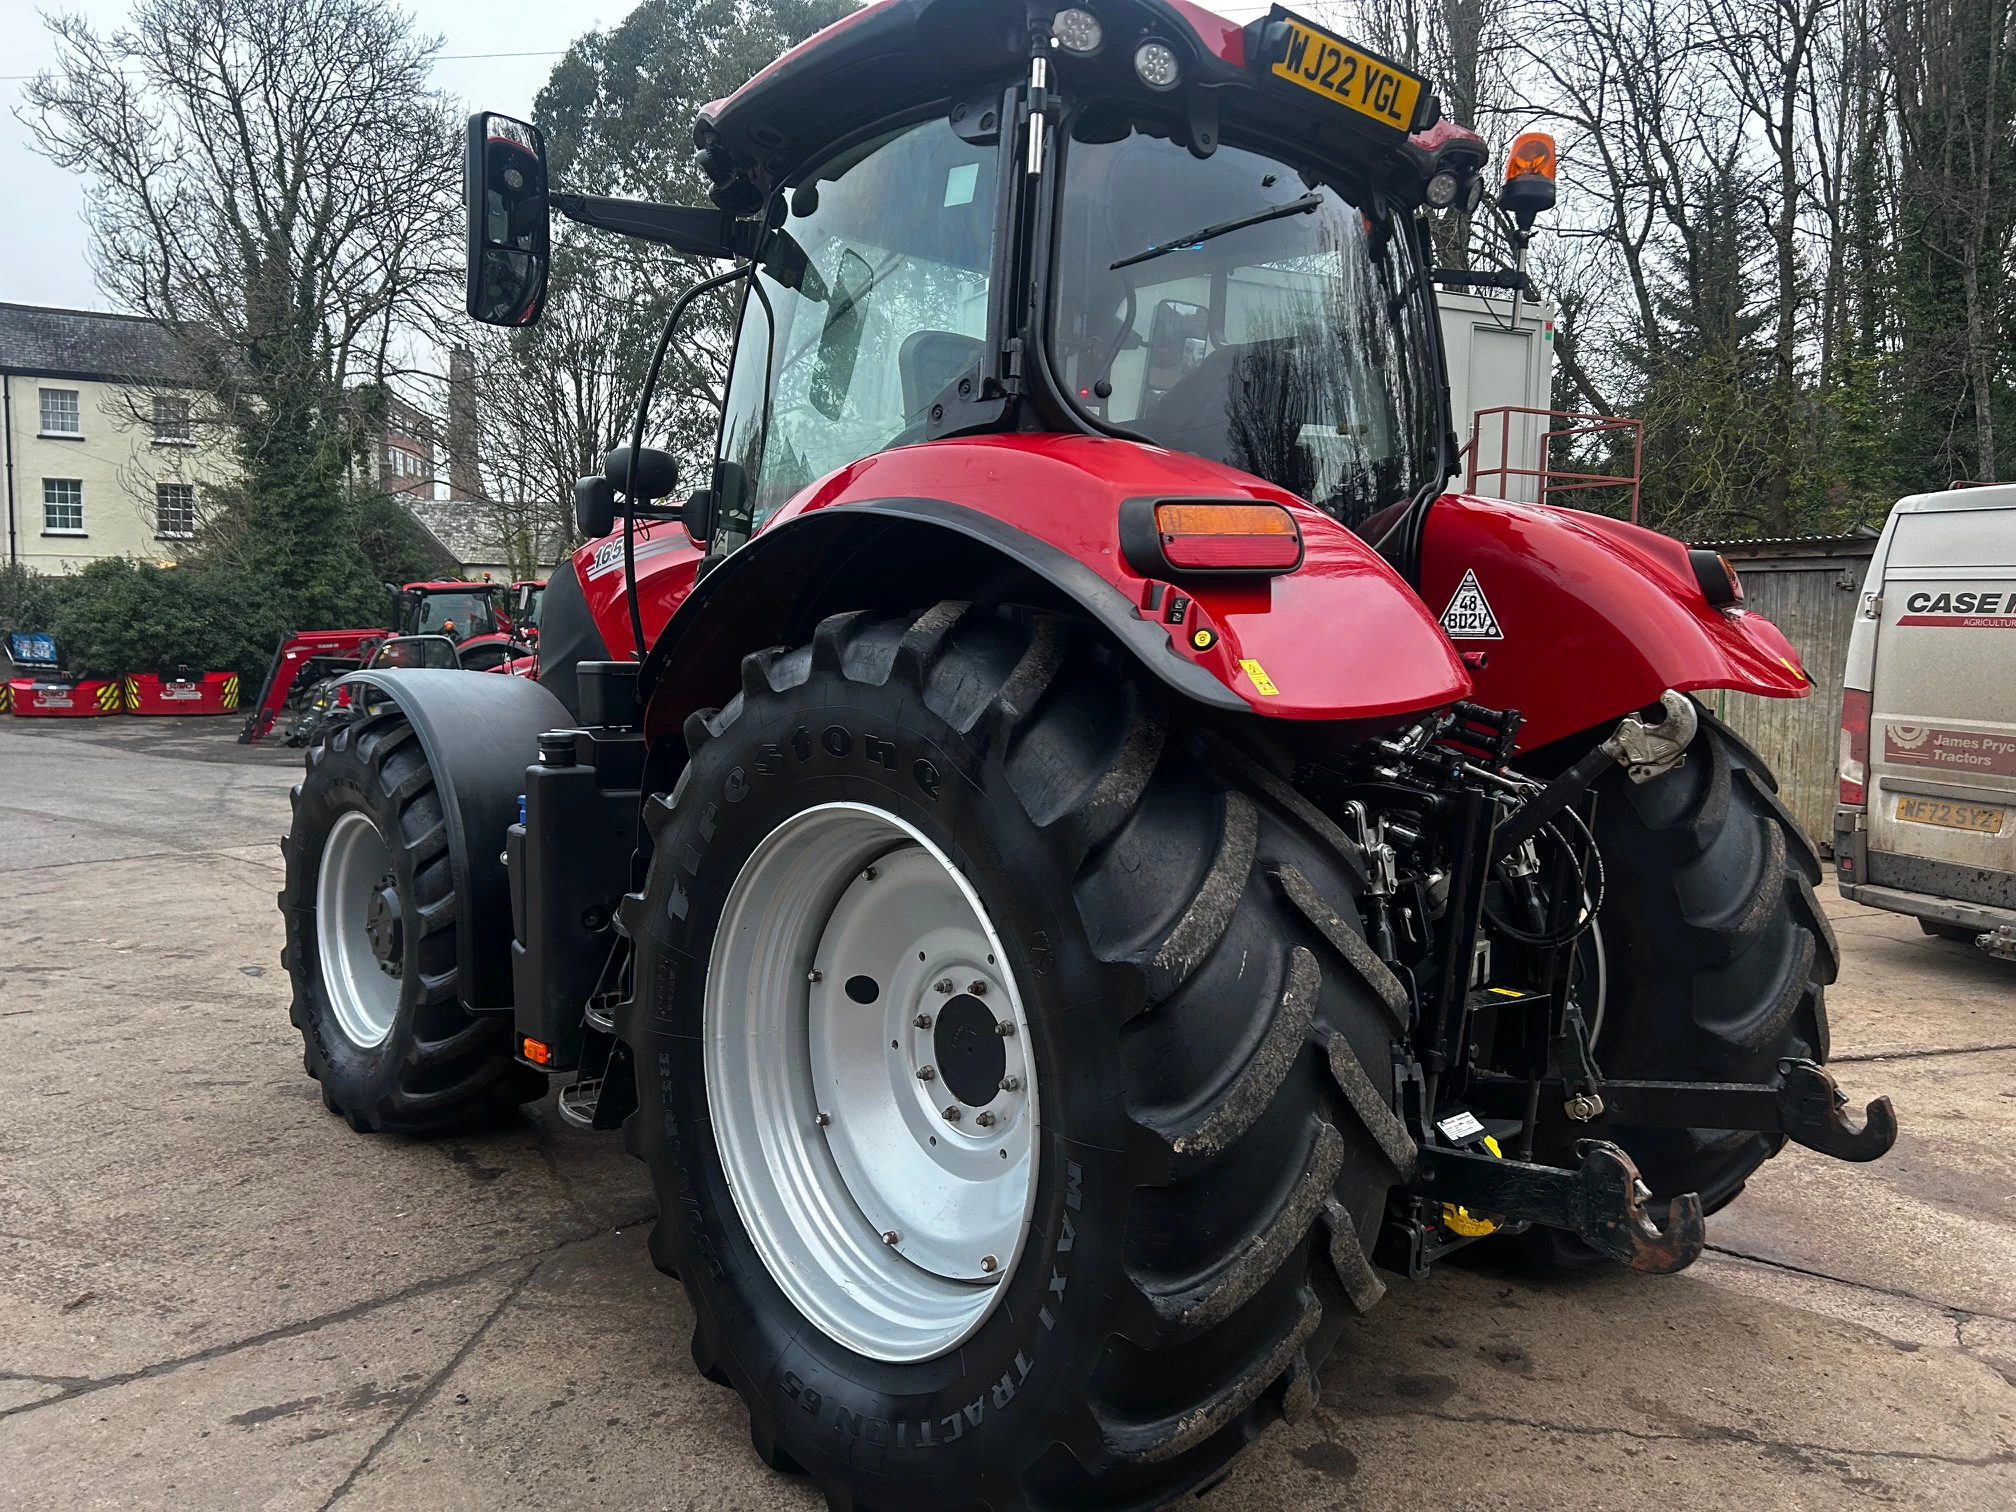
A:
447 344 481 501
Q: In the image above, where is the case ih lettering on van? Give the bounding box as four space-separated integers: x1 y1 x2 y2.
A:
1896 588 2016 628
276 4 1894 1505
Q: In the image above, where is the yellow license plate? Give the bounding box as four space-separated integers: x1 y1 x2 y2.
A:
1895 795 2005 834
1266 11 1426 135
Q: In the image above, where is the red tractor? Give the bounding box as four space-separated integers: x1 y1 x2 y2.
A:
240 581 531 741
279 5 1893 1506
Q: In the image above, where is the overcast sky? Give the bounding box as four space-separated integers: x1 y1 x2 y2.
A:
1 0 1279 314
0 0 614 311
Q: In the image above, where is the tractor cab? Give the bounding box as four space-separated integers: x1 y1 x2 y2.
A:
466 0 1497 549
393 582 503 643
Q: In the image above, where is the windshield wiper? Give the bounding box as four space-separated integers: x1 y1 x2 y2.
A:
1109 193 1324 271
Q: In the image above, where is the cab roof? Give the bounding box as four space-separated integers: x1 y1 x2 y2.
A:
693 0 1485 214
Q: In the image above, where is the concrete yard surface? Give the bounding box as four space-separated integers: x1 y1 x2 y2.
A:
1 716 2012 1509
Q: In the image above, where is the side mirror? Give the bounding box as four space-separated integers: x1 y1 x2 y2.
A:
683 488 716 546
575 474 615 538
465 112 551 327
604 446 679 502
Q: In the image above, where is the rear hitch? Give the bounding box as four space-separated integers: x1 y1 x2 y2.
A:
1416 1138 1705 1272
1466 1058 1898 1163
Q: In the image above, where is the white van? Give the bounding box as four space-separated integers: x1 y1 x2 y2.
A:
1836 485 2016 955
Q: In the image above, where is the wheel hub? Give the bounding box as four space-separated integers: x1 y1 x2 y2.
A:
704 802 1039 1363
365 875 404 978
932 993 1007 1107
314 810 403 1049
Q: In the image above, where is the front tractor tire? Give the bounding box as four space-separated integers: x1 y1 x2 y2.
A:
280 712 544 1132
620 603 1418 1510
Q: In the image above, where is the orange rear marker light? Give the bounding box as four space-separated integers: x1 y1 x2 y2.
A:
1153 502 1302 571
522 1036 552 1065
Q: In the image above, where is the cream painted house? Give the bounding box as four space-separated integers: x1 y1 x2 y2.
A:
1 304 233 574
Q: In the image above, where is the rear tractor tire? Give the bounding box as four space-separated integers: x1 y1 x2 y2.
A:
1510 711 1837 1266
280 712 545 1133
619 602 1420 1510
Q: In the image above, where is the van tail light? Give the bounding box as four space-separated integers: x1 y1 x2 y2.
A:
1839 687 1870 807
1119 498 1304 577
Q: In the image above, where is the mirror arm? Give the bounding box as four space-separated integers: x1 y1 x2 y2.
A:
551 193 761 258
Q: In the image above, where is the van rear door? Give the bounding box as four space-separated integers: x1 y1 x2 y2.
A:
1866 500 2016 908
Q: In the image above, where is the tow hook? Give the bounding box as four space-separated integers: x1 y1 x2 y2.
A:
1599 689 1698 783
1416 1138 1706 1273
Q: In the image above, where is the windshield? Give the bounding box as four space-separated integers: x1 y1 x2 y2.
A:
712 115 1000 550
1051 117 1440 526
414 591 496 638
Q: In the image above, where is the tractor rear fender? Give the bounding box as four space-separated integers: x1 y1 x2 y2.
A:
1418 493 1813 753
346 669 572 1013
637 435 1472 748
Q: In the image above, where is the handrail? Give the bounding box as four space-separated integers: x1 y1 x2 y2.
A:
1466 406 1645 524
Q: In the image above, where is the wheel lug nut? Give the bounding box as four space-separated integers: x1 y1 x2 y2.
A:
975 1110 996 1127
883 1230 900 1245
942 1105 961 1122
815 1111 831 1127
807 969 823 983
999 1075 1020 1092
980 1255 998 1273
917 1065 935 1082
967 980 986 996
864 866 879 882
914 1013 933 1029
994 1020 1015 1037
934 978 954 994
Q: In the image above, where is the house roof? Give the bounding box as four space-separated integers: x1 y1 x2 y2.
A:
404 498 567 574
0 303 196 386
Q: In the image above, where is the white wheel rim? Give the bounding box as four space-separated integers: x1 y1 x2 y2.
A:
705 802 1039 1363
316 810 403 1049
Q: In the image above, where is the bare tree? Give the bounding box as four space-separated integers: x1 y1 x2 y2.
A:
25 0 461 619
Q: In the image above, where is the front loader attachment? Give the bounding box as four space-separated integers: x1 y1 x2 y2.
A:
238 629 383 743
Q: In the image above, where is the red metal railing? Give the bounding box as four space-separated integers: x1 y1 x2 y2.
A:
1464 406 1645 523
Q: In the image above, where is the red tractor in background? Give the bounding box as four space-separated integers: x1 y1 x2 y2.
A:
277 5 1894 1506
240 579 533 741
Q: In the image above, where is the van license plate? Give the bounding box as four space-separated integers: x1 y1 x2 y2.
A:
1895 795 2005 834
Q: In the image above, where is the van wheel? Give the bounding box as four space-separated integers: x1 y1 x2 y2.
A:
618 603 1417 1510
1510 713 1835 1266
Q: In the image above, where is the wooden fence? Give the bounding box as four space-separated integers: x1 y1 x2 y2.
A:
1700 535 1877 854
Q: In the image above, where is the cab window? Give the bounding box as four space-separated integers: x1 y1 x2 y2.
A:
712 116 1000 550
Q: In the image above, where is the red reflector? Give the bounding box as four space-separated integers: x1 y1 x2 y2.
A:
1154 503 1301 571
1839 687 1870 806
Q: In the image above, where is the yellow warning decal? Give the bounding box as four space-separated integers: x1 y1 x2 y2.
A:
1239 658 1280 696
1488 986 1524 998
95 682 121 712
221 674 240 710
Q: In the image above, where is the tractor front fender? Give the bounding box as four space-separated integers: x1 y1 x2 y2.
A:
348 669 573 1013
1419 494 1812 752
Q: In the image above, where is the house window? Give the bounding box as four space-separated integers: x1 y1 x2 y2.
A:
157 482 196 537
43 478 84 533
153 396 193 443
39 388 81 436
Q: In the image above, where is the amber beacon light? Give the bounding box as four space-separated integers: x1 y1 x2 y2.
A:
1500 131 1557 230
